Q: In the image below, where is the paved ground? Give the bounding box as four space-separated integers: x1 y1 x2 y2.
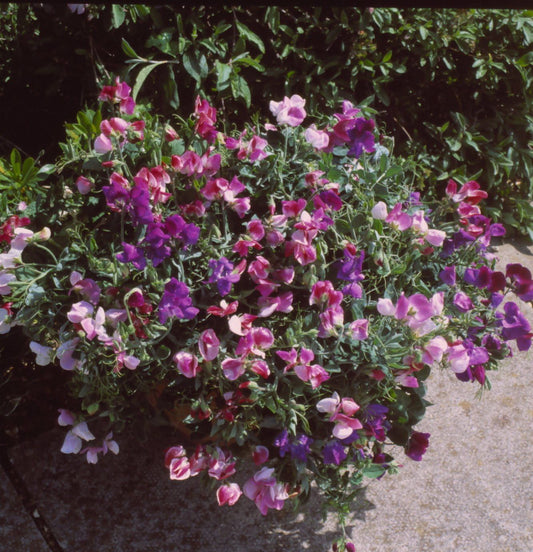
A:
2 241 533 552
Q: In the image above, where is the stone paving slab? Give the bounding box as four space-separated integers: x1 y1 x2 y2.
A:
0 464 49 552
4 241 533 551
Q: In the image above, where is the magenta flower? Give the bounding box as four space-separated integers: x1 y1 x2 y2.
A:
173 351 201 378
269 95 306 127
252 445 269 465
207 448 236 480
310 280 343 308
164 446 191 480
221 357 246 380
198 329 220 361
446 179 487 205
243 467 289 515
216 483 242 506
235 327 274 358
194 96 218 142
294 362 330 388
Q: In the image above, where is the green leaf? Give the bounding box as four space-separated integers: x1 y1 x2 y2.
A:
236 21 265 53
215 61 232 92
111 5 125 28
183 51 208 82
122 38 141 59
132 62 165 101
231 74 251 107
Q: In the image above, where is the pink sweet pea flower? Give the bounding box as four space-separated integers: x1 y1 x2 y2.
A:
257 292 293 317
269 95 306 127
318 306 345 338
94 133 113 153
250 359 271 379
349 319 369 341
385 203 413 231
207 448 236 480
305 124 329 150
235 327 274 358
207 299 239 317
243 467 290 515
221 357 246 380
165 446 191 480
173 351 201 378
198 329 220 361
316 392 362 439
310 280 343 308
228 312 257 336
446 341 470 373
421 336 448 366
294 363 330 388
217 483 242 506
80 306 107 341
446 179 487 205
75 176 93 194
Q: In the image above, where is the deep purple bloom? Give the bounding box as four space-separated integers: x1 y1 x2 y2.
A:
441 230 476 257
102 180 131 212
207 257 241 296
497 301 532 351
506 263 533 301
130 181 153 225
439 266 456 286
347 118 376 158
337 248 365 283
361 403 390 442
317 190 343 211
158 278 199 323
164 214 200 247
143 222 171 266
116 242 146 270
405 431 430 461
323 441 347 465
290 434 314 462
273 429 290 458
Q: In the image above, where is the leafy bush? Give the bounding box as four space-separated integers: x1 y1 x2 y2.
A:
2 78 532 551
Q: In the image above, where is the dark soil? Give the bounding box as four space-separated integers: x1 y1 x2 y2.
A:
0 327 70 448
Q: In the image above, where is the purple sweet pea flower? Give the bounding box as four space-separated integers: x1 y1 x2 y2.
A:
130 180 154 225
497 301 532 351
273 429 290 458
158 278 199 323
405 431 430 461
207 257 242 296
347 118 376 158
116 242 146 270
453 291 473 312
323 441 347 465
439 266 456 286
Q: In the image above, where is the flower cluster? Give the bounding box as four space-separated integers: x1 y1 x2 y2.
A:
2 78 531 552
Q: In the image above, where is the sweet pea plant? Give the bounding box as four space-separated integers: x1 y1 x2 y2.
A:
2 79 532 551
